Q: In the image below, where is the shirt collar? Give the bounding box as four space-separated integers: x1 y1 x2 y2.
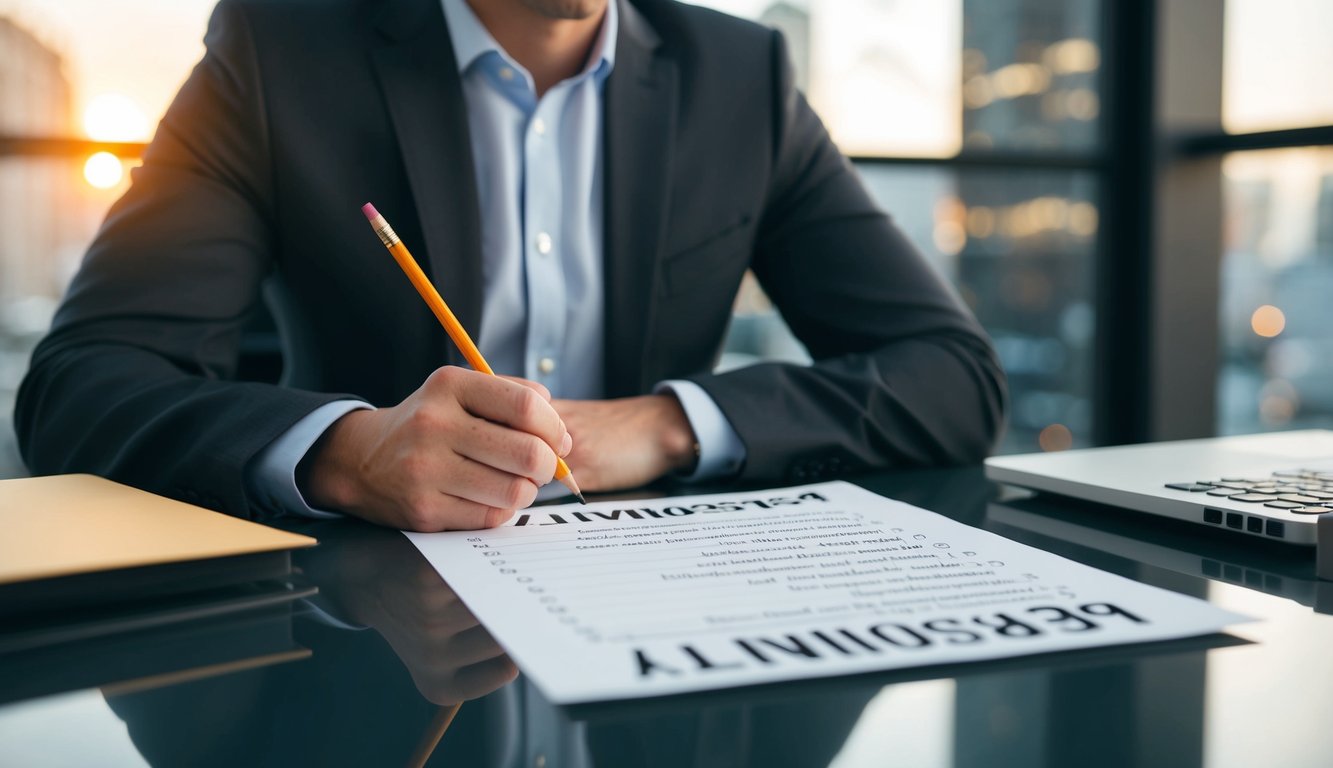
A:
441 0 618 82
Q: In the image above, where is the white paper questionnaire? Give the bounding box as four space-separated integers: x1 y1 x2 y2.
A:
405 482 1249 704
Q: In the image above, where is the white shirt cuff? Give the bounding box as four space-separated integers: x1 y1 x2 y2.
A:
247 400 374 519
654 380 746 482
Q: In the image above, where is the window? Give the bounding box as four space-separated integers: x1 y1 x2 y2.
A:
1222 0 1333 134
694 0 1105 452
1217 148 1333 434
0 3 214 478
1202 0 1333 437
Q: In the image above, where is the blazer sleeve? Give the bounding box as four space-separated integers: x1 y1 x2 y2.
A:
687 30 1008 483
13 0 346 519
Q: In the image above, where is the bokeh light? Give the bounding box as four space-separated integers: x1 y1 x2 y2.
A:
83 152 124 189
1250 305 1286 338
82 93 150 142
1038 423 1073 452
1258 379 1299 426
1043 38 1100 74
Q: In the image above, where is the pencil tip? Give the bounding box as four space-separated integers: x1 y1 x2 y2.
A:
556 469 585 504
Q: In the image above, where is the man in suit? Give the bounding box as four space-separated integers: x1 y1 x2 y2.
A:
15 0 1006 531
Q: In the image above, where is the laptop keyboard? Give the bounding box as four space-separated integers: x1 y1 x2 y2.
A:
1166 469 1333 515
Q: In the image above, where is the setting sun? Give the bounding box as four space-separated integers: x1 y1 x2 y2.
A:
83 152 124 189
82 93 150 142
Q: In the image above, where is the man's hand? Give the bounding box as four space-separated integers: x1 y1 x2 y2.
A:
334 539 517 705
301 366 572 532
552 394 698 492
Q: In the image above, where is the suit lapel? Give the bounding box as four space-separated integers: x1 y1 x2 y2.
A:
603 1 678 397
369 0 482 367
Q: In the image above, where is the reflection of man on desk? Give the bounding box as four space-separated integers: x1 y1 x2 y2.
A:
105 519 873 767
15 0 1005 530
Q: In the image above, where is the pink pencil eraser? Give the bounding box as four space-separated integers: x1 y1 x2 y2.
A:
361 203 380 221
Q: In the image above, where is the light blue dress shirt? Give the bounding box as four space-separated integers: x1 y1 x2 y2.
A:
247 0 745 518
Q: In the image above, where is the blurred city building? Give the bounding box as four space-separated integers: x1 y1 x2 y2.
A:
0 16 75 478
0 17 73 306
952 0 1099 451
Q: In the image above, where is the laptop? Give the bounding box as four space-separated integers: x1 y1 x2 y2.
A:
985 496 1333 612
984 429 1333 546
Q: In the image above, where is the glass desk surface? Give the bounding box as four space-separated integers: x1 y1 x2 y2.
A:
2 467 1331 768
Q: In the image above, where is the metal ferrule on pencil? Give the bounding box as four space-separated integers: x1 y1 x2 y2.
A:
369 215 401 248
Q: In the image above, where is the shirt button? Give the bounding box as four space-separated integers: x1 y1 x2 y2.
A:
538 357 556 375
535 232 552 255
532 117 547 135
498 66 515 81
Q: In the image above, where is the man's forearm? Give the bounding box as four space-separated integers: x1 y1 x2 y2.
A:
688 332 1007 483
16 342 347 519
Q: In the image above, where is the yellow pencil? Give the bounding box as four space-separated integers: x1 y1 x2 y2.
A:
362 203 585 504
407 703 462 768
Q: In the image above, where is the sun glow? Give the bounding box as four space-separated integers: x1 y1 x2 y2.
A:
83 152 124 189
82 93 150 142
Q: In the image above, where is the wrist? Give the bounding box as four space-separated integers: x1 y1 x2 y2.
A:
300 409 373 511
653 394 699 473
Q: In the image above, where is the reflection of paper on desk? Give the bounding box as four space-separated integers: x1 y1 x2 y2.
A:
405 481 1249 704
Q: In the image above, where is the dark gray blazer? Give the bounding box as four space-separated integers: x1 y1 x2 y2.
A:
16 0 1006 519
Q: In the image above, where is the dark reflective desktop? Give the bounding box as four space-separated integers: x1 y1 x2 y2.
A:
2 467 1332 767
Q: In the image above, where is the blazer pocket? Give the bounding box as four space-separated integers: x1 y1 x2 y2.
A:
662 215 752 297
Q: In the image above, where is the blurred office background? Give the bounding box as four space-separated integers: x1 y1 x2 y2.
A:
1 0 1331 480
